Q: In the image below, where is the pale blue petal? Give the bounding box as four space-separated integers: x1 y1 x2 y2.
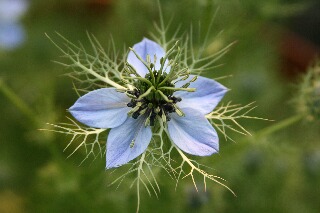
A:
127 38 166 77
106 116 152 168
175 75 227 115
168 108 219 156
69 88 130 128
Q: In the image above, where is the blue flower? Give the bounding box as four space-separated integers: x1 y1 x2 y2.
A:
69 38 227 168
0 22 25 50
0 0 28 22
0 0 28 50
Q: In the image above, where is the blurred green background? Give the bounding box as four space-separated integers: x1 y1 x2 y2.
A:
1 0 320 212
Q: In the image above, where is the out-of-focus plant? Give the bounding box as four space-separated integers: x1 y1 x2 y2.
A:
295 62 320 122
0 0 28 50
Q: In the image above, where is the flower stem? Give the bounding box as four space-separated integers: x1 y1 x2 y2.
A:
220 114 304 159
0 79 38 125
0 79 67 166
254 114 303 139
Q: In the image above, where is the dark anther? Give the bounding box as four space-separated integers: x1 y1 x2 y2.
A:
127 90 135 95
134 89 140 97
132 111 140 119
127 100 136 107
127 89 140 98
150 112 157 126
163 104 175 113
175 97 182 102
170 96 182 103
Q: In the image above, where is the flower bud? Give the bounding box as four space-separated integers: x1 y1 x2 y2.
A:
296 63 320 121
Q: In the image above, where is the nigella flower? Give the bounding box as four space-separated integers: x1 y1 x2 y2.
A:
0 0 28 22
0 0 28 50
0 22 25 50
69 38 227 168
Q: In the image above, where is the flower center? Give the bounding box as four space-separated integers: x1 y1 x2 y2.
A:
126 71 183 126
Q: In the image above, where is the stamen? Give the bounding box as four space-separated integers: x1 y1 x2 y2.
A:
144 114 151 127
170 96 182 103
161 109 167 123
154 107 161 113
129 47 155 83
190 75 197 82
125 63 139 76
120 78 131 86
174 105 185 117
182 82 190 88
153 55 157 66
159 68 189 87
127 105 140 116
132 111 140 119
149 112 157 126
127 101 136 107
146 54 151 64
163 104 175 113
126 92 138 99
158 87 196 92
116 88 128 93
158 41 179 75
139 108 148 115
181 74 190 81
130 140 135 148
172 69 190 83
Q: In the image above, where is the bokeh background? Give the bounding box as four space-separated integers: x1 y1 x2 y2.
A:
1 0 320 212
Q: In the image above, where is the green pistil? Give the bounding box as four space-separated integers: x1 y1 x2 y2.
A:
126 70 186 126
